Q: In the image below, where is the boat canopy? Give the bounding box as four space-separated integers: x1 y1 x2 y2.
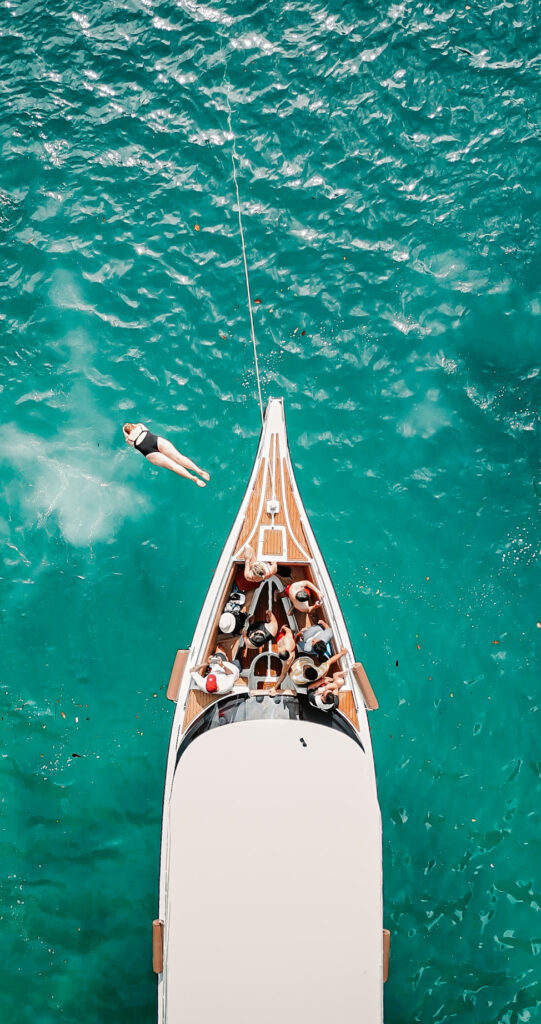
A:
164 719 383 1023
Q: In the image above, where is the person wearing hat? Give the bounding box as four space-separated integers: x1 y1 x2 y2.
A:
242 609 279 652
219 609 247 638
277 579 322 614
190 648 240 694
308 688 340 713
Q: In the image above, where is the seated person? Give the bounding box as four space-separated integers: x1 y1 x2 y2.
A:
272 625 297 690
297 619 333 659
308 688 339 712
276 624 296 661
242 610 279 652
219 610 247 637
315 673 346 698
235 544 277 593
277 579 322 613
312 647 347 682
288 656 321 687
289 648 348 688
191 648 240 694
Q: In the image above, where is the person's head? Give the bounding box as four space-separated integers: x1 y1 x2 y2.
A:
123 423 134 436
313 640 327 658
295 588 309 603
251 561 267 579
248 627 267 648
206 674 218 693
304 665 319 682
278 651 290 662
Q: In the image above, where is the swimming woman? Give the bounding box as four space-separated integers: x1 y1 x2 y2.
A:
123 423 209 486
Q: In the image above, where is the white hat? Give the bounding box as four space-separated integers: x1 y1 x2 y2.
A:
219 612 236 634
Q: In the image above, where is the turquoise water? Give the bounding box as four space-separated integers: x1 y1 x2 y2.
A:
1 1 540 1021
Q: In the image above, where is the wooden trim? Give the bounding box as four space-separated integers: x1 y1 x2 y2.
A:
338 691 359 730
383 928 390 983
167 650 190 702
352 662 379 710
152 919 164 974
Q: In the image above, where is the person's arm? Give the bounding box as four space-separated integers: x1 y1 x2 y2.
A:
307 600 322 613
242 544 258 580
264 609 278 634
264 561 278 578
322 648 348 672
276 653 295 688
191 662 208 675
242 543 256 567
190 671 207 688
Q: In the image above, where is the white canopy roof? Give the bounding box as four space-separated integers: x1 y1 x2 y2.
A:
164 719 383 1023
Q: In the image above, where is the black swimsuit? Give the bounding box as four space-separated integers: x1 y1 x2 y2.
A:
134 428 160 457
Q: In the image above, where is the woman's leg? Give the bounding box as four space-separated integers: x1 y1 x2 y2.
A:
157 437 210 479
146 452 206 485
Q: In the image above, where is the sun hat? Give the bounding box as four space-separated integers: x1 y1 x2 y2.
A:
219 612 236 634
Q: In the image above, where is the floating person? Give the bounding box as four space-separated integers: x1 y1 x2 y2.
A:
235 544 277 592
123 422 209 486
277 579 322 613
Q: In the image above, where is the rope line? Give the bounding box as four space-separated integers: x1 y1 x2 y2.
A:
224 84 264 426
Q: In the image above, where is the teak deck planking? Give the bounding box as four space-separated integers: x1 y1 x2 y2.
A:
234 433 311 563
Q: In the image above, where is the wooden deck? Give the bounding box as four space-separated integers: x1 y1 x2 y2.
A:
234 432 311 563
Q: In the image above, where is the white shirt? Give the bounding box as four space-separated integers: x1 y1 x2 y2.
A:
191 659 240 694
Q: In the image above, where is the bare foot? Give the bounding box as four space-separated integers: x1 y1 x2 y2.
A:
196 478 206 488
198 469 210 481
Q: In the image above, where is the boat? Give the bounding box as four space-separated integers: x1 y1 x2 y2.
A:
153 397 388 1023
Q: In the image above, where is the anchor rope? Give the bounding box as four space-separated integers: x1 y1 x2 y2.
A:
224 82 265 427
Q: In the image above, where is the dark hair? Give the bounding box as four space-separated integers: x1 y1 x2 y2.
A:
304 666 318 681
313 640 327 657
296 589 309 603
323 691 335 705
278 652 289 662
249 631 266 647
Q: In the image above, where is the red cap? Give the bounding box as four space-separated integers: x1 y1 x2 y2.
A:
206 674 218 693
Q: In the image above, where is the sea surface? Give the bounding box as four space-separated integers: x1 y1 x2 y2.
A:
1 1 540 1021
